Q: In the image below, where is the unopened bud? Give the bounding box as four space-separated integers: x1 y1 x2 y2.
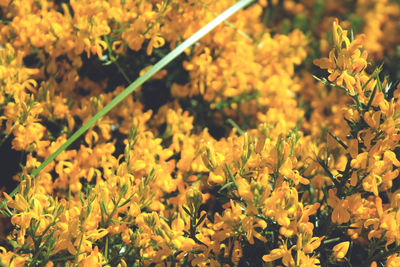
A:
201 143 217 170
186 188 203 211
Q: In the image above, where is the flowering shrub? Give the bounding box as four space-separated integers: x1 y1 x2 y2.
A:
1 0 400 266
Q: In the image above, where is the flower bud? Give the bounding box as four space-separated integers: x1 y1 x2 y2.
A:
333 241 350 259
201 143 217 170
186 188 203 211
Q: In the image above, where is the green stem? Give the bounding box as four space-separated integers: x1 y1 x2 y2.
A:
344 257 353 267
322 237 341 245
366 83 377 110
73 233 84 267
114 60 132 84
227 118 245 135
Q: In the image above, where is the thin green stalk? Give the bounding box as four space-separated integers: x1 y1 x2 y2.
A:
227 118 245 135
0 0 254 211
322 237 341 245
366 66 382 110
328 131 348 150
366 83 378 110
114 60 132 84
202 3 253 41
73 233 84 267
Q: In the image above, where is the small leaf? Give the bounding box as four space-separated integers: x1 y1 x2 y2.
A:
219 181 235 192
182 206 191 216
196 213 207 227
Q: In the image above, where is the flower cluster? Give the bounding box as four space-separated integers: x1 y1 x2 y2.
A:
1 0 400 266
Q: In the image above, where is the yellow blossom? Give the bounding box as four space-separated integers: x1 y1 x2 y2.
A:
332 241 350 260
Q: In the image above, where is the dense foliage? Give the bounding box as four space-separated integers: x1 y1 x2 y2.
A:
1 0 400 266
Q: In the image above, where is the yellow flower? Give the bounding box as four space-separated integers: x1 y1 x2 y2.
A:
147 33 165 56
302 236 324 254
387 253 400 267
242 209 267 244
332 241 350 260
237 177 253 201
262 241 295 266
80 246 103 267
208 170 226 185
314 19 368 97
4 192 29 212
0 246 28 267
327 189 350 224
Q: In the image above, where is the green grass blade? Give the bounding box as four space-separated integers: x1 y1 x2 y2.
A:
0 0 254 210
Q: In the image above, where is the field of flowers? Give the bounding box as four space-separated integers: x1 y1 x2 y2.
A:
1 0 400 266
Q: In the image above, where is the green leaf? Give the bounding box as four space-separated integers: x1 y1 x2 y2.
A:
182 206 191 216
225 163 238 185
227 118 245 135
328 132 348 150
219 181 235 192
196 213 207 227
